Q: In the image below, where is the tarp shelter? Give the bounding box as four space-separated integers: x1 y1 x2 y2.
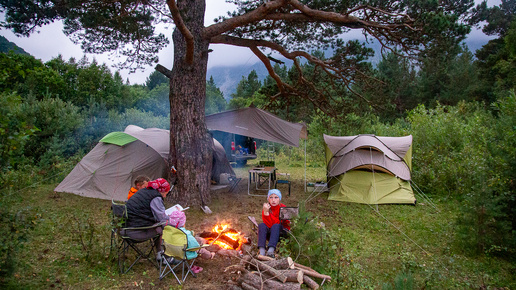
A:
205 106 309 190
324 134 416 205
54 125 235 201
205 106 307 147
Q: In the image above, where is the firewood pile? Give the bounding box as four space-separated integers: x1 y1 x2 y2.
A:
225 254 331 290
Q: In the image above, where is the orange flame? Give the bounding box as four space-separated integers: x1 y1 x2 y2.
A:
209 223 247 250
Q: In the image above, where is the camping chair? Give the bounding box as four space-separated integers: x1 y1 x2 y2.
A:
227 175 242 193
110 200 164 274
158 225 210 284
274 172 291 196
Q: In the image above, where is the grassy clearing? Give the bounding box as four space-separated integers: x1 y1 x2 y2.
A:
1 159 515 289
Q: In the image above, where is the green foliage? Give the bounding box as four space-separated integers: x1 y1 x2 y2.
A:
0 190 39 281
470 0 515 37
145 70 168 91
206 76 226 114
70 212 109 263
20 95 84 168
473 5 516 103
0 92 38 174
382 272 414 290
0 35 28 55
0 52 52 95
229 70 261 109
279 204 374 288
454 91 516 257
136 83 170 117
367 52 418 120
406 102 494 197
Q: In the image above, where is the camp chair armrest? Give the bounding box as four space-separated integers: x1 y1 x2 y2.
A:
186 244 210 252
123 221 166 231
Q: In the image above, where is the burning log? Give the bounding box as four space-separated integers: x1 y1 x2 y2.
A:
200 231 241 249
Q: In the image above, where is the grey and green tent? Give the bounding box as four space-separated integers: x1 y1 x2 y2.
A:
324 134 416 205
54 125 234 201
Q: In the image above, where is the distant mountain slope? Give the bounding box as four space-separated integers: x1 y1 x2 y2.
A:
0 36 29 55
207 61 271 100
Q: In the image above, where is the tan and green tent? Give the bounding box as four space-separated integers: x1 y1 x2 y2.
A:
54 125 234 201
324 134 416 205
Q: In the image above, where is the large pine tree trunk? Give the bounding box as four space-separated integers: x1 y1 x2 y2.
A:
169 0 212 207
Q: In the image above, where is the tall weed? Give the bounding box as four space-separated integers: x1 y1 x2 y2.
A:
0 189 39 285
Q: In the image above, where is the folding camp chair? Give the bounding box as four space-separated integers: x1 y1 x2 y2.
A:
158 225 209 284
227 175 242 192
257 160 276 188
110 200 164 274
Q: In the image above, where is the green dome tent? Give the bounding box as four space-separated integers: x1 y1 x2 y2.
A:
324 134 416 205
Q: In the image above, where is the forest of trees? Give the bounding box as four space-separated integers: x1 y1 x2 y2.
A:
0 0 514 280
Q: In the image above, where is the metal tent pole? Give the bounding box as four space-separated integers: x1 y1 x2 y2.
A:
304 139 307 192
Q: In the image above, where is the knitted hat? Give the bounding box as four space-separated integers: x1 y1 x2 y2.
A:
267 189 282 201
168 210 186 228
147 178 170 193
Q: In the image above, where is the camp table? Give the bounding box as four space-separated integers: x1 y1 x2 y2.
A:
248 166 275 196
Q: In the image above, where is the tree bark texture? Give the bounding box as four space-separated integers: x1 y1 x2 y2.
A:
169 0 213 207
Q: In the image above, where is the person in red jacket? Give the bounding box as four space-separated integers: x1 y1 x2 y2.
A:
258 189 290 258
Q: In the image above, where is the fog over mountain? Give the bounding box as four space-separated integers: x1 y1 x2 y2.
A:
208 36 491 100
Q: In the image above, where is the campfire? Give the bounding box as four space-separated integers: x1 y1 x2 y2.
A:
200 223 248 251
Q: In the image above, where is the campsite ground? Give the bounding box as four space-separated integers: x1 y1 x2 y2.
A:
3 160 515 289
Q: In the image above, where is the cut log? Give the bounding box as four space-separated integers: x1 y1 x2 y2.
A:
252 259 288 283
292 261 316 272
261 269 303 284
295 268 332 281
240 282 257 290
218 249 238 257
238 273 301 290
224 264 248 275
283 269 304 283
261 257 295 270
256 254 274 261
240 255 253 267
303 275 320 290
256 254 331 281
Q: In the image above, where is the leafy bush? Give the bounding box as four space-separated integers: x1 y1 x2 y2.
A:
406 102 494 197
455 92 516 257
0 92 38 174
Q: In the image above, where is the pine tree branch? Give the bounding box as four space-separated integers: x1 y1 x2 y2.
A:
167 0 194 65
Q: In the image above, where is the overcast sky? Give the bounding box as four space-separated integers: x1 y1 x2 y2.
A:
0 0 501 85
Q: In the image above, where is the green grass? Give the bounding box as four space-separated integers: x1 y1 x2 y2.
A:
1 157 515 289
